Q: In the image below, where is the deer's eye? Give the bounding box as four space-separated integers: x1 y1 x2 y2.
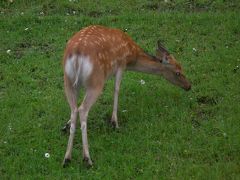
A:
176 72 180 76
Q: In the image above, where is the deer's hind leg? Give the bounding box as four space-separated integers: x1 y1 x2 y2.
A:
62 76 79 167
78 80 104 166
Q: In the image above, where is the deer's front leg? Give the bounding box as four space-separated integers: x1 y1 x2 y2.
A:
111 68 123 128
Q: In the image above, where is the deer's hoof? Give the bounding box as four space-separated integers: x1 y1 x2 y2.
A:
61 123 70 133
62 158 71 168
83 157 93 167
110 120 119 129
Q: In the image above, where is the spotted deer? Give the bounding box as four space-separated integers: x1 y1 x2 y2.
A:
62 25 191 167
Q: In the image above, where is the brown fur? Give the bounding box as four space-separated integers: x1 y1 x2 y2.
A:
62 25 191 167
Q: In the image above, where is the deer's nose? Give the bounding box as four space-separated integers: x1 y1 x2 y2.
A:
185 84 191 91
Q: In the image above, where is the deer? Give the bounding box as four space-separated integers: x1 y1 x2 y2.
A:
62 25 191 167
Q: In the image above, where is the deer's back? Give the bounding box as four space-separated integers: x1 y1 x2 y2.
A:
63 25 141 84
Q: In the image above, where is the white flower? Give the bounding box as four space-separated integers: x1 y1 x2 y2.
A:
24 27 29 31
140 79 145 85
6 49 11 54
223 133 227 137
192 48 197 52
21 12 24 15
122 110 127 113
45 153 50 158
73 11 76 14
8 124 12 131
40 12 44 15
4 141 7 144
125 28 128 31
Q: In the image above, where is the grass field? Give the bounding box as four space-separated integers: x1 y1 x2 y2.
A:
0 0 240 179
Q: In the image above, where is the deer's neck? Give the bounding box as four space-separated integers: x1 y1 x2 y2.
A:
126 52 164 75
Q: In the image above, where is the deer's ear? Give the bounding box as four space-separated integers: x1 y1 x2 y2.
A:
162 54 169 64
156 41 169 64
156 50 169 64
157 40 170 54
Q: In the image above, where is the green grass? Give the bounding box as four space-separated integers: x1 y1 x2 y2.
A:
0 0 240 179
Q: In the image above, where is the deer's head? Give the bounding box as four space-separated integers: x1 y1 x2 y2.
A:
156 41 191 91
